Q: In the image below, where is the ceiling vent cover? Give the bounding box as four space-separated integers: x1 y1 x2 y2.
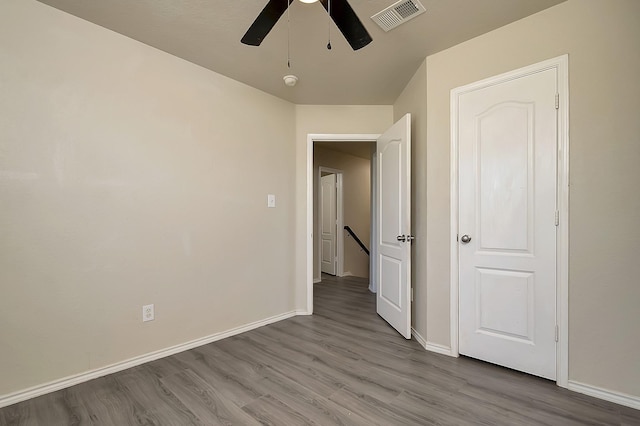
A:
371 0 426 32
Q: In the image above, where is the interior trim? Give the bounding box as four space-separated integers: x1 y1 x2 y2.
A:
0 310 299 409
424 341 454 357
306 133 381 314
568 381 640 410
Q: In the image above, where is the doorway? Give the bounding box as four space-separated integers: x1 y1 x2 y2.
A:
450 55 569 386
306 134 379 315
306 114 413 339
314 144 373 283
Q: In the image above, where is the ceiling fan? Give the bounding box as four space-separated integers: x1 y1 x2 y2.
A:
241 0 373 51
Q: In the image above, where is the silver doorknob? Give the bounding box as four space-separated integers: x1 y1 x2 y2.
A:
406 235 415 242
460 235 472 244
397 235 407 242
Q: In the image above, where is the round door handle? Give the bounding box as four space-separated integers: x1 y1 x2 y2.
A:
397 235 407 242
460 235 472 244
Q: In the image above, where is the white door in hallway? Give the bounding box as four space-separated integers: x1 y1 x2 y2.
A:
457 67 558 379
376 113 412 339
320 173 337 275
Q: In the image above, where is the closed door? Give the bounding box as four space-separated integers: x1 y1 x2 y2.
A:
320 173 337 275
458 68 558 379
376 113 412 339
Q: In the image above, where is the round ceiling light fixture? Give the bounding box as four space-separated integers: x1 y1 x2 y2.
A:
299 0 319 3
283 74 299 87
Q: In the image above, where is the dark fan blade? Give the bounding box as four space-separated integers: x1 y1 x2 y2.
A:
319 0 372 50
242 0 294 46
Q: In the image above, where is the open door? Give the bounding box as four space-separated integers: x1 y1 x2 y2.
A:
376 114 412 339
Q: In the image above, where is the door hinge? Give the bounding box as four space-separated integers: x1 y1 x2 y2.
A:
411 288 414 302
555 325 559 342
555 93 560 110
555 210 559 226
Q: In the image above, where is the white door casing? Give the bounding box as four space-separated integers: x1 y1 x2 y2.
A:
376 113 412 339
320 173 337 275
369 149 378 294
457 67 558 379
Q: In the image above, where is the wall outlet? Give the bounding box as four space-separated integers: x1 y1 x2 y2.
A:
142 304 154 322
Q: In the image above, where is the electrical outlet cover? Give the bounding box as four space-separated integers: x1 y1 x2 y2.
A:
142 304 154 322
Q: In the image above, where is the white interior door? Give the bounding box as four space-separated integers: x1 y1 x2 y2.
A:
458 68 558 379
320 173 337 275
376 114 411 339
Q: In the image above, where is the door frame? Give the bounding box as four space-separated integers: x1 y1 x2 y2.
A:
307 133 380 314
318 167 344 279
449 55 569 387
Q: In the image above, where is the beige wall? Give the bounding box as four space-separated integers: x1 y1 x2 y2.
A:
393 59 428 339
313 147 372 280
3 0 637 406
294 105 393 310
0 1 295 397
412 0 640 397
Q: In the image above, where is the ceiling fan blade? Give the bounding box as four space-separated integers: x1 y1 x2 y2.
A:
319 0 372 50
242 0 294 46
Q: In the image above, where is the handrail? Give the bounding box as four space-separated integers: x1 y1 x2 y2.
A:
344 225 370 256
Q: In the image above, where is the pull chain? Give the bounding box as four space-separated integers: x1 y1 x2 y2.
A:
327 0 332 50
287 0 291 67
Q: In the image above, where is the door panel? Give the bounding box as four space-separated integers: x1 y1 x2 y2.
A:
477 102 533 252
379 255 402 307
380 142 402 245
476 268 534 342
376 114 411 339
458 69 557 379
320 174 337 275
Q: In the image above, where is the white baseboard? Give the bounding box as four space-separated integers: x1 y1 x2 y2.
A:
425 342 455 357
0 310 298 409
411 328 455 357
412 330 638 409
313 277 321 284
411 327 427 347
568 380 640 410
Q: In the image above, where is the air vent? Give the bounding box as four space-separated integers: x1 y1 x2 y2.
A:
371 0 426 32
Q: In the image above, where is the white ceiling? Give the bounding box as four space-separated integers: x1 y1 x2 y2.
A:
37 0 565 105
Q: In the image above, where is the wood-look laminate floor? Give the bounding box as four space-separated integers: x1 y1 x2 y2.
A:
2 274 639 425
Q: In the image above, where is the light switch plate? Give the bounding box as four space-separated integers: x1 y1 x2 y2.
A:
267 194 276 208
